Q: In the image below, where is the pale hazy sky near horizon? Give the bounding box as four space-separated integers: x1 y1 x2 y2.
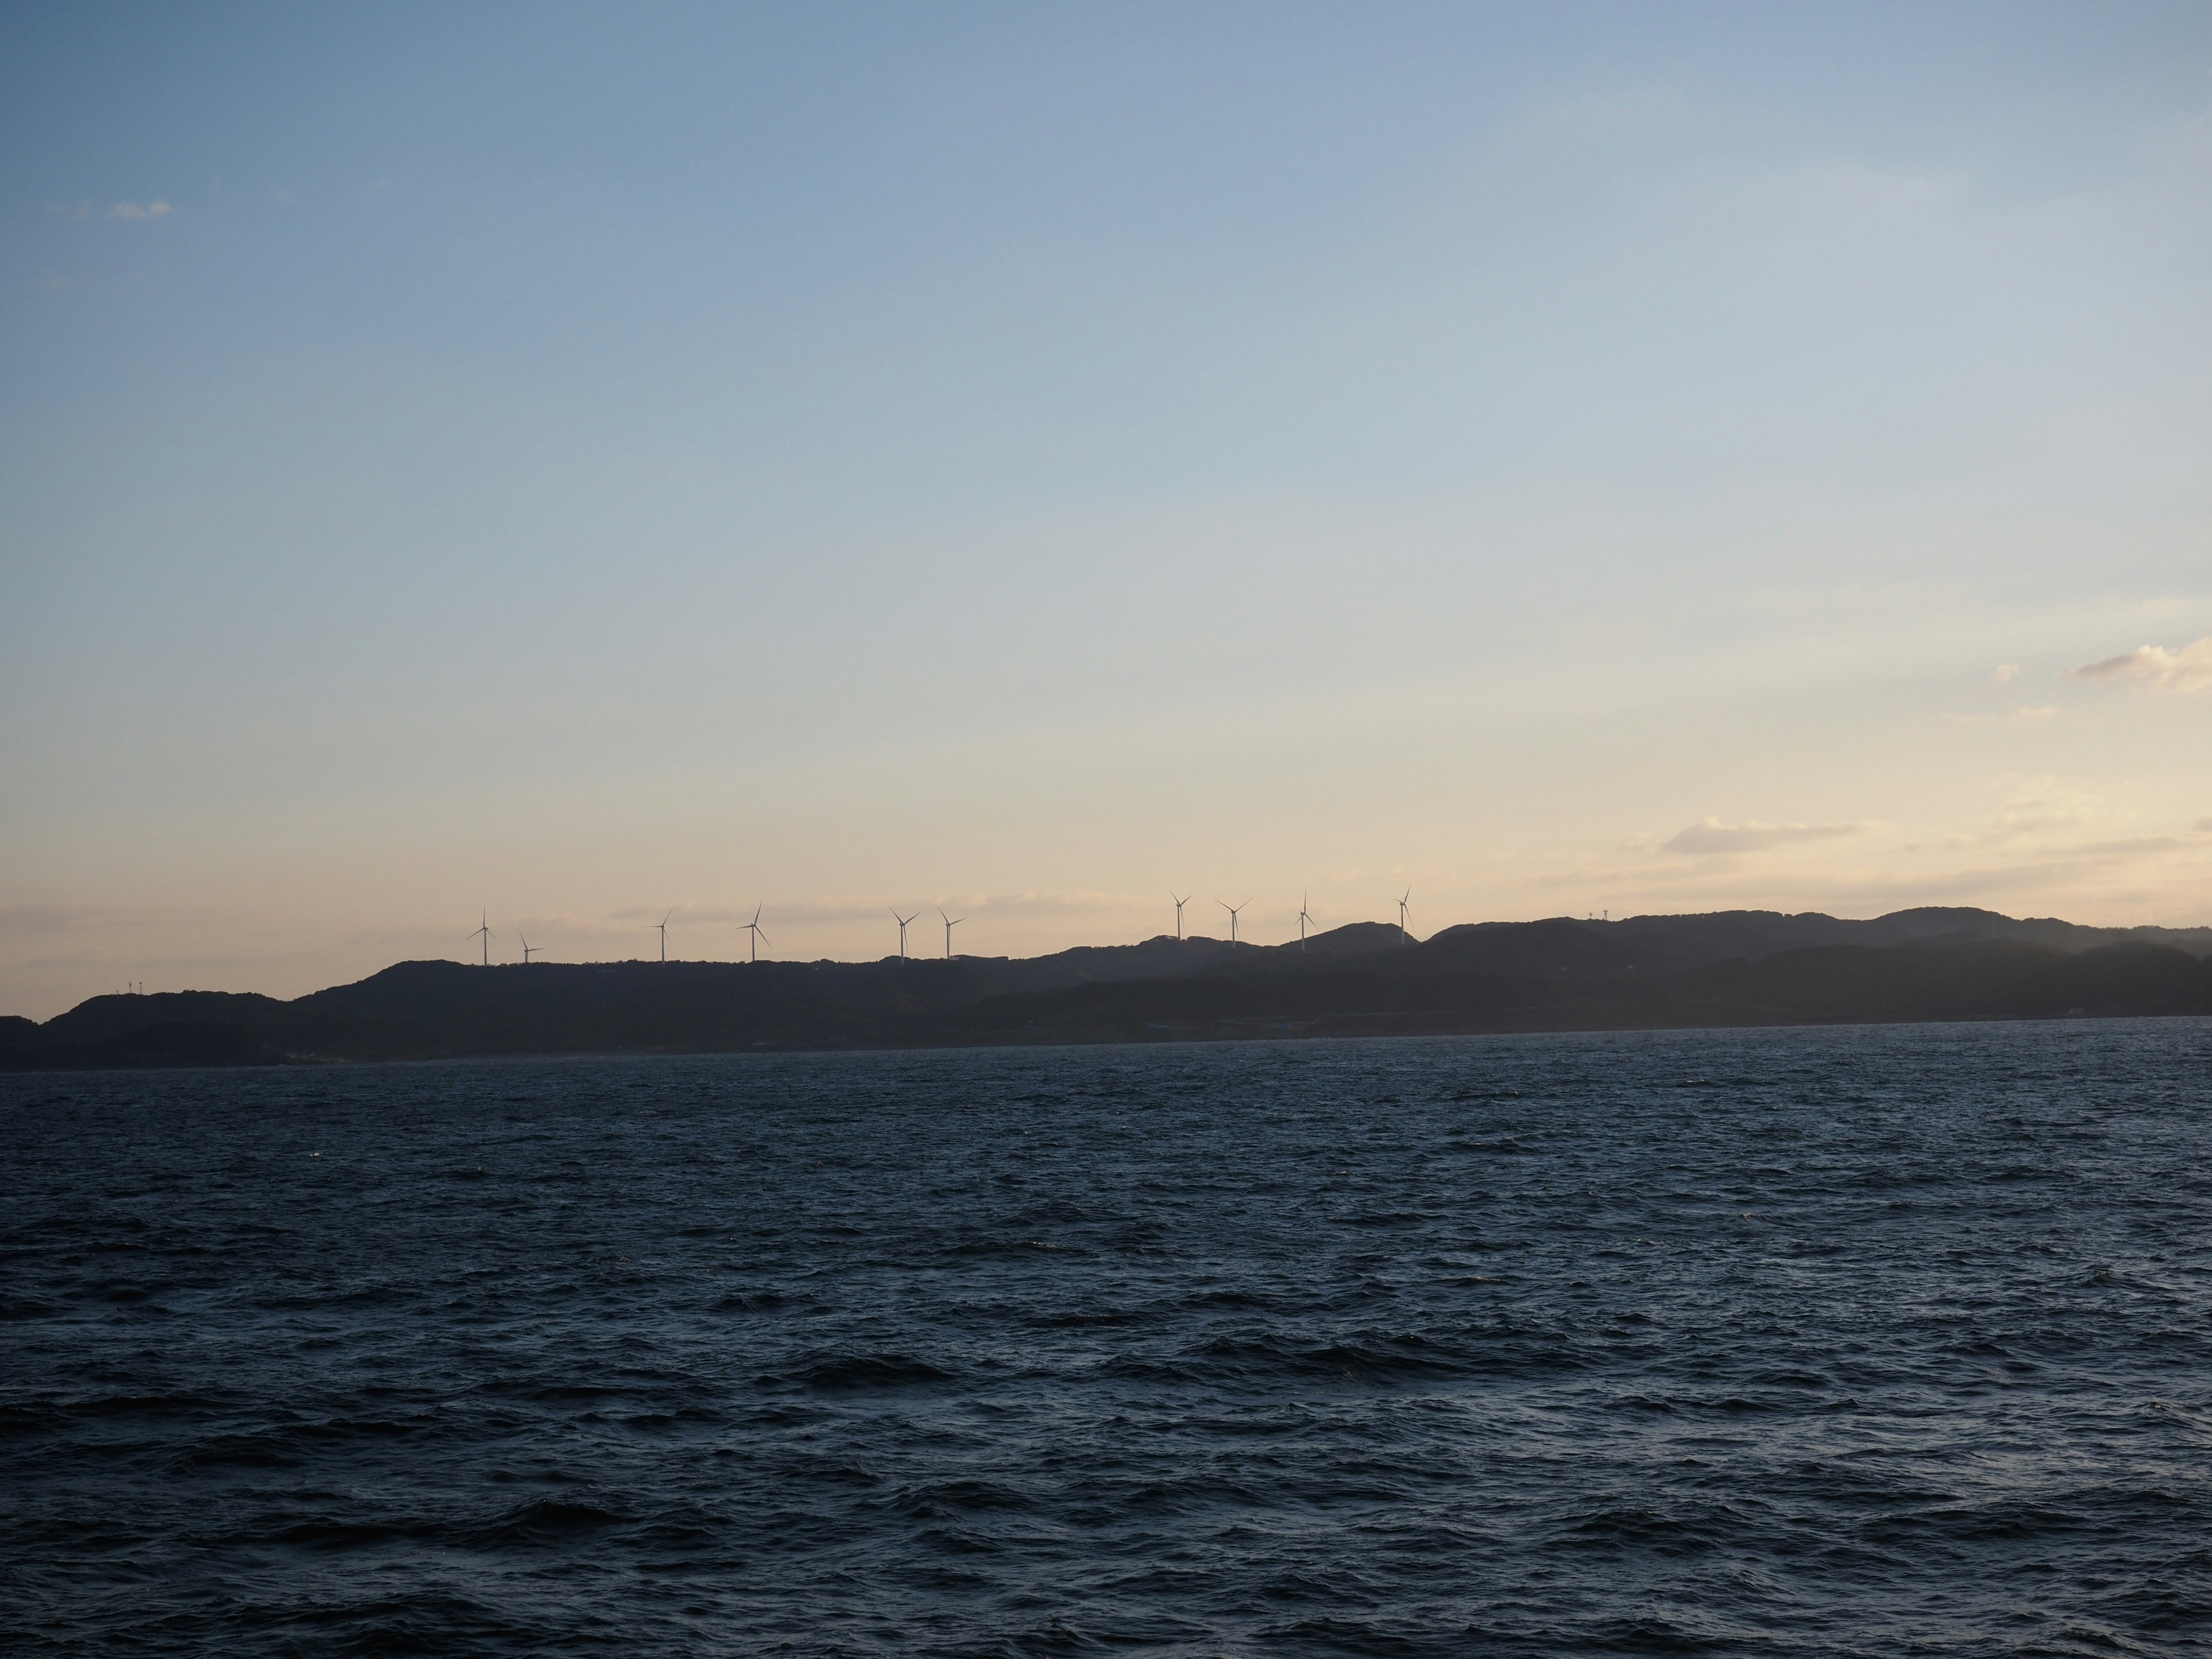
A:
4 2 2210 1017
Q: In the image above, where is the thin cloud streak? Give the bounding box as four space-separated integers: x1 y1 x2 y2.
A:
0 903 109 935
1662 819 1870 857
603 892 1156 929
2069 637 2212 694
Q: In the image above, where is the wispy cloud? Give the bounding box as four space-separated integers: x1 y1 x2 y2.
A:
0 903 107 935
1540 809 2212 912
1662 819 1869 857
47 198 179 221
601 891 1138 928
2069 637 2212 694
1991 664 2022 684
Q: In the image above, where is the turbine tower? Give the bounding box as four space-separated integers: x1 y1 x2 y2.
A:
1218 897 1249 946
939 907 963 959
891 908 916 961
519 932 543 964
1297 893 1315 949
468 911 494 967
739 904 768 964
656 909 672 964
1171 893 1190 941
1399 888 1412 945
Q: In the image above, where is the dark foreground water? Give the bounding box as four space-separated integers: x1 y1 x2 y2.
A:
4 1022 2210 1656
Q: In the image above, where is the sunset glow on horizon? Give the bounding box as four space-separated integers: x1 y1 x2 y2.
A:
5 3 2209 1017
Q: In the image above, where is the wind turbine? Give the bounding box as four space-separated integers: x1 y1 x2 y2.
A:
655 909 672 963
1171 893 1190 941
891 908 916 961
1218 897 1250 946
468 911 494 967
1399 889 1412 945
519 932 544 964
939 907 963 959
1297 893 1315 949
738 904 768 964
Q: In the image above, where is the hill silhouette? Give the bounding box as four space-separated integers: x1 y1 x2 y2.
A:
5 908 2208 1070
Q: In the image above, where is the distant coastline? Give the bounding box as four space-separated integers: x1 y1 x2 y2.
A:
6 906 2209 1073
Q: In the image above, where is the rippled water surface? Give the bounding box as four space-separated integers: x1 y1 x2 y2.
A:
5 1021 2210 1656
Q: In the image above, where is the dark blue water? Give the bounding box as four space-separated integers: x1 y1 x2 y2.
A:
4 1022 2209 1656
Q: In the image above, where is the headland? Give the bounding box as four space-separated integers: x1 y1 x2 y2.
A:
7 906 2210 1071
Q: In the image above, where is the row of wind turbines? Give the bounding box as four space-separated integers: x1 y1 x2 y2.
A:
464 890 1415 967
1170 889 1414 949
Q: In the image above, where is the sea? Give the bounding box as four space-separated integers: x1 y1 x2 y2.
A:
3 1020 2208 1656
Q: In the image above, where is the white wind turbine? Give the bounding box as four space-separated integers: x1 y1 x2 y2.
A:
655 909 672 963
738 904 768 964
1297 893 1315 949
940 907 963 959
1399 888 1412 945
1218 897 1250 947
1171 893 1191 941
519 932 544 964
891 908 917 961
468 911 494 967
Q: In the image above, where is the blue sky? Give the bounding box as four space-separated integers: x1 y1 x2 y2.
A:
4 2 2210 1013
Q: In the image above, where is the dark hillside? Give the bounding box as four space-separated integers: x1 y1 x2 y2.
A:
7 908 2207 1069
40 989 289 1047
932 940 2212 1045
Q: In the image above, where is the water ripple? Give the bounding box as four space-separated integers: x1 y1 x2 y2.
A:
3 1020 2210 1654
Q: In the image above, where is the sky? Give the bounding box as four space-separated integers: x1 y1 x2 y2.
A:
3 2 2210 1017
